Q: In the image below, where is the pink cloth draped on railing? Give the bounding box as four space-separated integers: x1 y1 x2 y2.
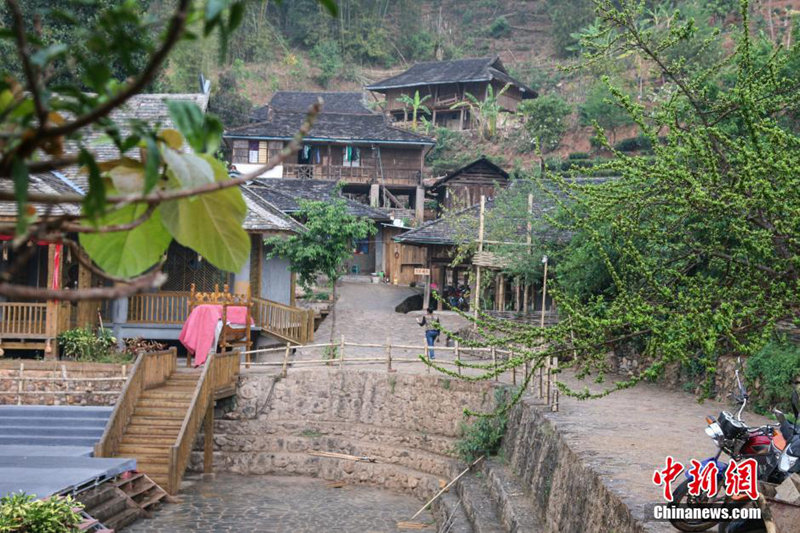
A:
179 304 252 366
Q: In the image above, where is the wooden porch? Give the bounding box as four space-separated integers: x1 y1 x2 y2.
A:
281 163 421 186
0 301 71 353
106 291 314 346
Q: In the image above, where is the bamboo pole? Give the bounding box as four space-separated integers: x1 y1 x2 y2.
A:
491 346 497 382
455 340 461 376
539 255 549 399
339 335 345 367
472 196 486 329
409 456 485 520
386 337 393 373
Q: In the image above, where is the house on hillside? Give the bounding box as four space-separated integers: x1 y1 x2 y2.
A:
245 178 392 277
0 93 314 358
224 91 436 222
426 157 511 211
365 56 536 131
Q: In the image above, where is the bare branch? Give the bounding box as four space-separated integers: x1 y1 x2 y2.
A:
0 269 166 301
7 0 47 127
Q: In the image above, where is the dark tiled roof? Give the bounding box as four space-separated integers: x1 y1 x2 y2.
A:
62 93 211 192
365 56 536 96
0 172 80 218
265 91 372 115
394 204 480 246
247 179 391 221
241 187 305 233
227 110 434 145
428 157 510 191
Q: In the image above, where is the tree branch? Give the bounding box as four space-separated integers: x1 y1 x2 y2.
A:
0 269 166 301
7 0 47 127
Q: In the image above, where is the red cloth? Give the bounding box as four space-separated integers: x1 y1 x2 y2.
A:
179 304 252 366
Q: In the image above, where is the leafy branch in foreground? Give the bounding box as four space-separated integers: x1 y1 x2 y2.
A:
439 0 800 409
0 0 334 301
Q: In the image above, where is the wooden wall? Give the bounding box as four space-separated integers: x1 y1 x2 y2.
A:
383 226 427 286
439 162 511 210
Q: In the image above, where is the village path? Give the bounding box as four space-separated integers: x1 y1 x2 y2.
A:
249 281 772 531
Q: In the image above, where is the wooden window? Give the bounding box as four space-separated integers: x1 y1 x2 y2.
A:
268 141 283 162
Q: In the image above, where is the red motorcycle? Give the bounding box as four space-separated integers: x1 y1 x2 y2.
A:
669 367 786 532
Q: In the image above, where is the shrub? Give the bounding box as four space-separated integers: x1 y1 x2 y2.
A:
614 134 653 153
454 388 512 462
488 16 511 38
57 327 116 361
745 340 800 415
517 95 572 152
568 152 590 160
310 40 342 88
0 492 83 533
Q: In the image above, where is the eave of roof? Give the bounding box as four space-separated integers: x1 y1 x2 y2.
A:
224 133 435 146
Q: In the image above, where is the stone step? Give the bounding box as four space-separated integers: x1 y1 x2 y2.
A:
483 459 544 533
0 435 99 447
0 425 104 438
0 405 111 419
456 469 506 533
0 416 106 428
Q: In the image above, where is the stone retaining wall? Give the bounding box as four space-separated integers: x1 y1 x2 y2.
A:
0 359 127 405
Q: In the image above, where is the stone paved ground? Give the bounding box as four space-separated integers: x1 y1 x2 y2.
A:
246 281 773 531
127 474 434 533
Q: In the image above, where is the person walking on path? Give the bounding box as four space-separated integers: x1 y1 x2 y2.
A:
417 307 441 359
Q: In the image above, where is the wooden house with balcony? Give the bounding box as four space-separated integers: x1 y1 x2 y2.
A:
426 157 511 211
365 56 536 131
224 91 435 223
0 92 316 359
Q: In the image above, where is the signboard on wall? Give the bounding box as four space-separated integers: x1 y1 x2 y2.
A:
413 268 431 276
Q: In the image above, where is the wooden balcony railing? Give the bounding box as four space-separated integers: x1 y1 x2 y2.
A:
0 302 47 338
281 164 421 186
94 348 177 458
253 297 314 345
128 292 189 324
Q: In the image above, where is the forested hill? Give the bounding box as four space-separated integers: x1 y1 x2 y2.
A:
4 0 797 169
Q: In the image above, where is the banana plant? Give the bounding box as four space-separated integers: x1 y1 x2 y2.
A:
451 83 511 140
398 90 432 131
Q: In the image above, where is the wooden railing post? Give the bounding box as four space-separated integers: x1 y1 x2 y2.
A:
204 403 214 475
281 343 290 378
385 337 393 373
339 335 345 367
455 341 461 376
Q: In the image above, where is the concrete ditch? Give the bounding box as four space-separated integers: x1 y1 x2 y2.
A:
190 370 656 532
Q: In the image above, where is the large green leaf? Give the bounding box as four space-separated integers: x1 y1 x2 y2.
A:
160 155 250 273
79 204 172 278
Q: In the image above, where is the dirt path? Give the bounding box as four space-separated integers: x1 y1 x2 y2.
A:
251 281 772 531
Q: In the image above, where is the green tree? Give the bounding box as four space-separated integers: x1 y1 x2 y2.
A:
398 90 431 132
437 0 800 407
517 95 572 152
547 0 595 57
208 70 252 129
264 199 376 343
310 39 343 88
452 84 511 140
578 82 634 143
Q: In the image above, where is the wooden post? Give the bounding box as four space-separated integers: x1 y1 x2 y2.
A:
472 196 486 328
76 249 95 329
45 244 62 360
491 346 497 382
203 403 214 475
281 343 290 378
455 340 461 376
17 363 23 405
339 335 345 367
290 272 297 307
62 364 69 406
386 337 394 373
550 356 559 412
540 256 549 399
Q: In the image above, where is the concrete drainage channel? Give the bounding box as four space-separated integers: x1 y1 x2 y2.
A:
179 370 649 533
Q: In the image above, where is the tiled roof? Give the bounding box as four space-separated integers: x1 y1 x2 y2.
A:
241 187 305 233
428 157 510 191
246 179 391 221
0 172 81 218
62 93 211 191
394 204 480 246
227 110 435 145
365 56 536 96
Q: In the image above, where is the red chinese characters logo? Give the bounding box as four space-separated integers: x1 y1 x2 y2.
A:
724 459 759 500
653 456 684 502
687 459 719 497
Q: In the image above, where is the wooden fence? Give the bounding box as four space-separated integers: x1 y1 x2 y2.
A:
241 337 560 411
0 302 47 337
128 292 189 324
253 297 314 345
0 362 128 405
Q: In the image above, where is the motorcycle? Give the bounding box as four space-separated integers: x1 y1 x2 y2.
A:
669 366 786 532
721 390 800 533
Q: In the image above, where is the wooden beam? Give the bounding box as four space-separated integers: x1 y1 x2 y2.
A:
203 403 214 474
76 248 95 329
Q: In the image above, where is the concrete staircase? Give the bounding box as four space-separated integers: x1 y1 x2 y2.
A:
0 406 110 448
115 368 201 489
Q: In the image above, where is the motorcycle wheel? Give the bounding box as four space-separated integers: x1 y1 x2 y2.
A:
668 479 722 532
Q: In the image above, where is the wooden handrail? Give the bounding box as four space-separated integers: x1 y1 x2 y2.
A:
0 302 47 337
169 352 215 494
95 348 177 458
252 297 314 345
128 291 190 324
